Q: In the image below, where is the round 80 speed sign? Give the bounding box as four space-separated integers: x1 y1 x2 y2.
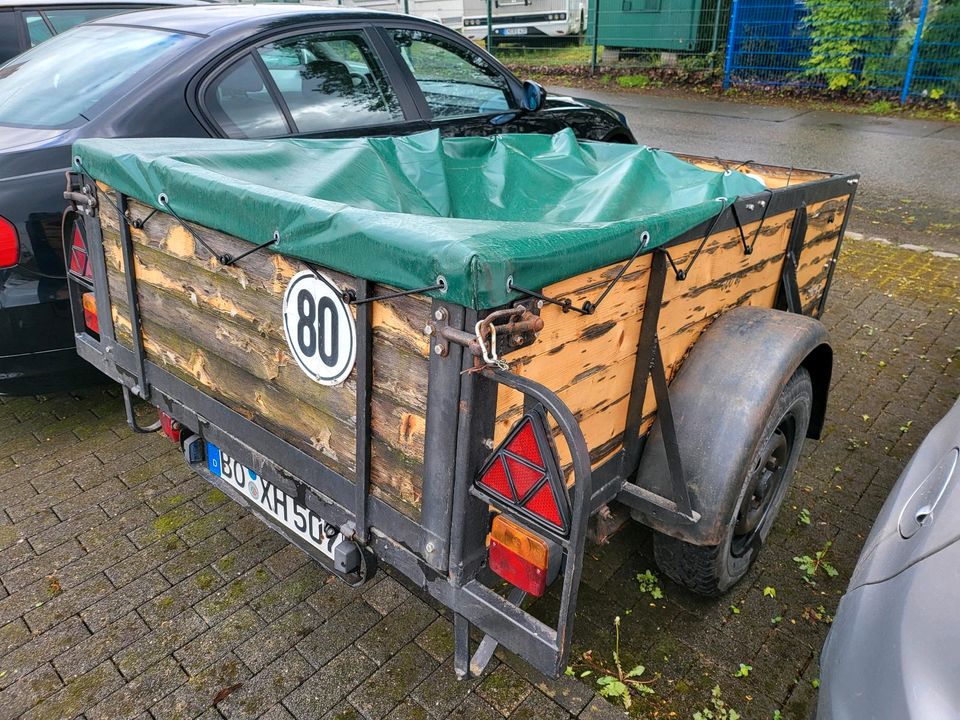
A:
281 270 356 386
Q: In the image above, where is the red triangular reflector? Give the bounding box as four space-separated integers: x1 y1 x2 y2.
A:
505 456 542 500
69 228 89 277
478 456 513 501
505 420 544 468
524 483 563 529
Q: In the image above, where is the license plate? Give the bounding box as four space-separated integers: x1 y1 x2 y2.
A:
206 442 342 560
499 27 527 35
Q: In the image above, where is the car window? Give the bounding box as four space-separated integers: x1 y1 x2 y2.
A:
255 31 402 134
0 24 196 128
44 7 131 34
388 29 511 118
0 11 20 64
23 12 54 47
203 54 289 139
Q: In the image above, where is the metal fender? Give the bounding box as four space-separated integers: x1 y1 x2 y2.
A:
633 307 832 546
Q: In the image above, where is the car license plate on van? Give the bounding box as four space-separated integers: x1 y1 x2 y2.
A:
499 27 527 35
206 442 342 560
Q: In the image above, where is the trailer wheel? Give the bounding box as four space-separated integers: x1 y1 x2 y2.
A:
653 367 813 596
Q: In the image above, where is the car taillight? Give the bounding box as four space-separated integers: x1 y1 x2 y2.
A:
0 216 18 269
158 411 182 444
475 411 569 536
81 292 99 334
68 224 93 280
488 515 550 596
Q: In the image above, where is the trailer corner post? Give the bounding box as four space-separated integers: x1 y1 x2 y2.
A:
721 0 740 91
900 0 929 105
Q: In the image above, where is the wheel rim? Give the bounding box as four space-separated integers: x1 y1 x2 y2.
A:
730 412 797 558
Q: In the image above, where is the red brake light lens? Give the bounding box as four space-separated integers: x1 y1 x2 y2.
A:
0 216 18 269
475 412 569 535
488 515 550 597
69 224 93 279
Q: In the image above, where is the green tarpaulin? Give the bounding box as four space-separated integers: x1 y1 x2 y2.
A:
73 129 765 309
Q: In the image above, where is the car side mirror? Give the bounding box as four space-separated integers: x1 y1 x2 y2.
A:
521 80 546 112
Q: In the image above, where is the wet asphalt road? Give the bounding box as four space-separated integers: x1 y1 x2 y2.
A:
551 86 960 252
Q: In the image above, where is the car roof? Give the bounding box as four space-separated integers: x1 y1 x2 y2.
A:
0 0 211 7
87 3 407 35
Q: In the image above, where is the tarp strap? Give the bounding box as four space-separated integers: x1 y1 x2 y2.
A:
730 188 775 256
343 277 447 306
158 194 232 266
508 229 651 316
663 198 731 282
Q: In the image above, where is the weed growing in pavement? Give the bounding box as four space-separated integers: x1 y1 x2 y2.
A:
636 569 664 599
794 541 839 585
693 685 741 720
797 508 812 526
566 616 656 710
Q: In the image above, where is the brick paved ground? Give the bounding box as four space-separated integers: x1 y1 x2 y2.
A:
0 239 957 720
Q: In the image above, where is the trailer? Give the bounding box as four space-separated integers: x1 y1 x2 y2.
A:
461 0 586 43
63 129 857 677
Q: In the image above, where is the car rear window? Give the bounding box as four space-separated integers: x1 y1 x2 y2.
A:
0 24 195 128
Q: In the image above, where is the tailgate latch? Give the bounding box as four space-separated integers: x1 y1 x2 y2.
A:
426 303 543 362
63 170 98 217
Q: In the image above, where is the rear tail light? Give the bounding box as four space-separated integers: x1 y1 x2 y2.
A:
81 292 99 334
475 410 570 536
159 411 182 444
488 515 550 596
0 216 18 269
68 224 93 280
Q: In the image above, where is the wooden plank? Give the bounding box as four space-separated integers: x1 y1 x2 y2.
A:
674 155 832 189
99 186 430 515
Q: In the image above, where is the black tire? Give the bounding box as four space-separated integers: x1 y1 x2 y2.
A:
653 367 813 596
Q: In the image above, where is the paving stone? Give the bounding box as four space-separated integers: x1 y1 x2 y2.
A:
351 644 438 720
114 608 207 679
444 694 504 720
0 617 90 688
140 567 226 629
195 564 277 625
150 654 251 720
159 530 239 586
283 645 377 719
20 661 124 720
235 603 323 674
410 658 481 719
250 562 328 624
477 663 534 716
215 648 314 720
383 698 430 720
0 662 64 720
363 575 412 615
295 597 381 670
506 690 571 720
577 697 627 719
54 612 149 683
176 606 264 675
0 538 85 591
128 502 204 549
23 572 114 634
0 617 31 656
87 656 188 720
414 617 455 664
264 544 310 580
356 594 436 665
79 569 170 632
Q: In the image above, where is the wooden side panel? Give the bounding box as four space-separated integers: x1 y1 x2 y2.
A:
495 193 849 472
796 196 850 315
676 155 832 189
99 187 429 516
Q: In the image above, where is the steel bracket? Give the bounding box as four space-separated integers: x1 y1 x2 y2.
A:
425 301 542 359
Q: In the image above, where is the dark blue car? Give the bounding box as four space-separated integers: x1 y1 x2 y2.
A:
0 3 633 394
